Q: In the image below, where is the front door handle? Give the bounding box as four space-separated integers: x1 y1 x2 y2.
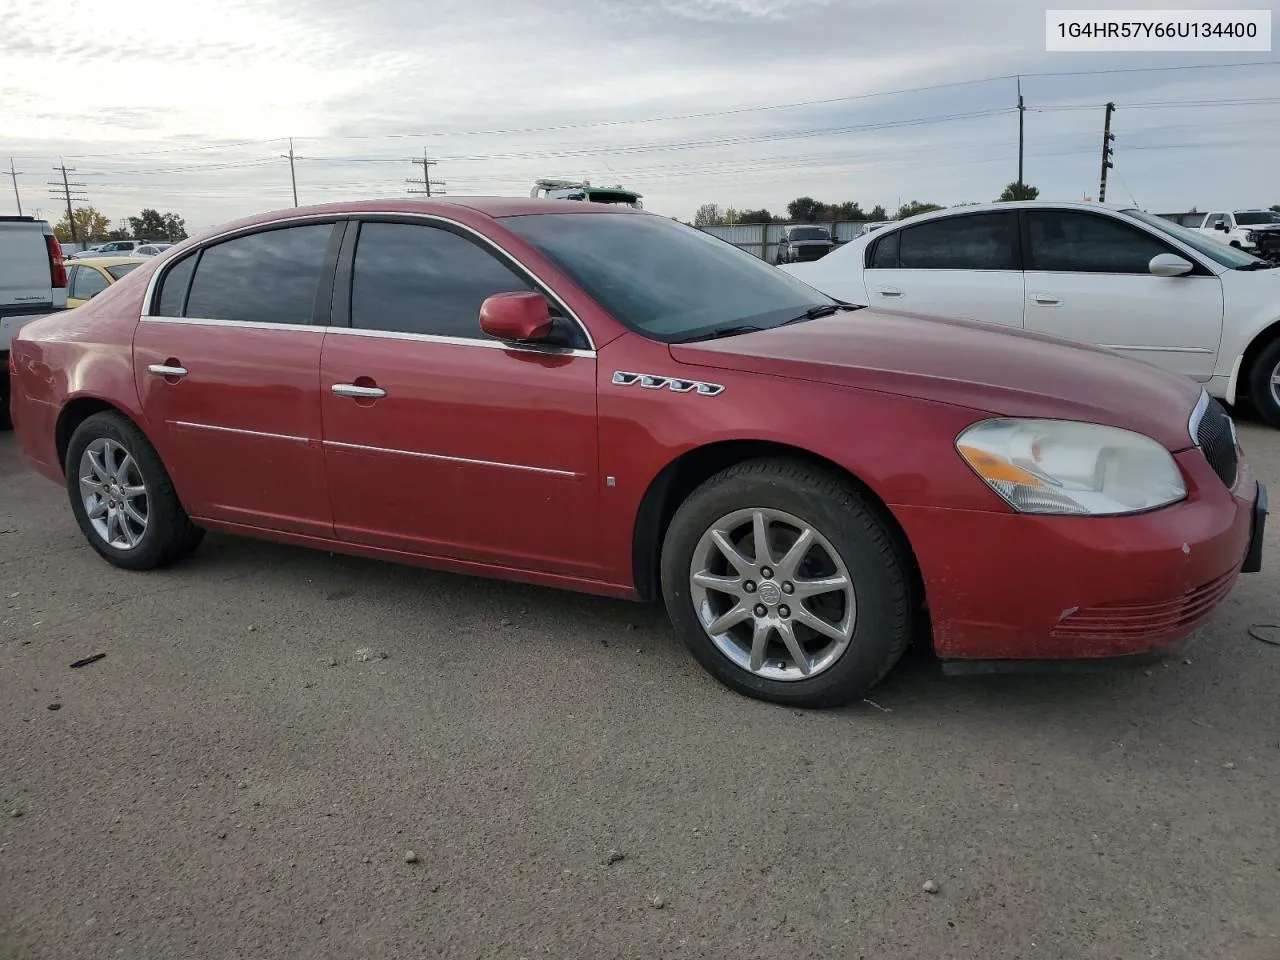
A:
148 363 187 378
877 288 903 298
1032 294 1061 306
331 383 386 399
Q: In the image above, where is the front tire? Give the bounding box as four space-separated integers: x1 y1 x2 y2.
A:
65 411 204 570
1247 338 1280 428
660 458 915 708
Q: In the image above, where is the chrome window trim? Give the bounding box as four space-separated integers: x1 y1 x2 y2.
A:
171 420 311 444
323 440 579 478
141 209 597 352
141 316 324 335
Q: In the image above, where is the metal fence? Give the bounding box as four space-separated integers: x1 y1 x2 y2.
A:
698 220 875 264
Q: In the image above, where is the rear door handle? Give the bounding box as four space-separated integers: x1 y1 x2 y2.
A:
331 383 386 399
1032 294 1061 306
877 288 903 298
148 363 187 378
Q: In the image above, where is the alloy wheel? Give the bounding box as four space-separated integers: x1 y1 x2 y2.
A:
689 507 856 681
79 438 149 550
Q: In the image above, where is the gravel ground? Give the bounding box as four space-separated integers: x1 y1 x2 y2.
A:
1 422 1277 960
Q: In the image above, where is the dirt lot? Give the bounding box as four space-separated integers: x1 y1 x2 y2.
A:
1 422 1277 960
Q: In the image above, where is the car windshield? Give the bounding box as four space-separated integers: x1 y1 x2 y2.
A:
106 263 141 280
1122 209 1266 269
1235 212 1280 226
789 227 830 241
502 212 836 341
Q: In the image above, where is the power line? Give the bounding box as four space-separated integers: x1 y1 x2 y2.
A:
405 149 445 197
8 158 23 216
47 160 88 243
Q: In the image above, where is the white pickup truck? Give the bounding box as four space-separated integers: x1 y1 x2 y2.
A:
1 216 67 428
1196 209 1280 257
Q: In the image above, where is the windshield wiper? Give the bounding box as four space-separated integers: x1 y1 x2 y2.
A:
673 324 764 343
779 302 862 326
1234 261 1276 271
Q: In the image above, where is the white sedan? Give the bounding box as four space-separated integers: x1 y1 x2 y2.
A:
781 201 1280 426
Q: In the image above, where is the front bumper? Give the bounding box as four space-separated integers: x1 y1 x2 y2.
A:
895 449 1262 660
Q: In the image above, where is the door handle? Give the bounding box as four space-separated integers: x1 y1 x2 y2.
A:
331 383 386 399
148 363 187 378
877 288 903 298
1032 294 1061 306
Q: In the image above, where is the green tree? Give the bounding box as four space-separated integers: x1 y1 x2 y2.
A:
126 208 188 242
53 206 111 244
831 201 866 220
734 208 775 223
868 205 887 220
997 181 1039 202
1271 204 1280 213
895 201 945 220
692 203 723 227
786 197 827 222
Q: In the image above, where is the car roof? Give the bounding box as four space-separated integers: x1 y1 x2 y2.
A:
73 256 149 267
860 200 1141 232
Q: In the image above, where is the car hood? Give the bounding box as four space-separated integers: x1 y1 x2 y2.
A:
669 308 1203 451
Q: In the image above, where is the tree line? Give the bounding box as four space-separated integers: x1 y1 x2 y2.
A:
53 206 188 245
693 182 1041 227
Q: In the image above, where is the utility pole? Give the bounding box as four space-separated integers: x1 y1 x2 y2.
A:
1098 102 1116 203
1016 76 1025 187
47 161 87 244
406 149 445 197
280 138 301 206
8 158 24 216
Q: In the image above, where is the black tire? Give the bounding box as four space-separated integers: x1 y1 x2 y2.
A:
65 411 204 570
1247 337 1280 428
0 369 11 431
660 458 915 708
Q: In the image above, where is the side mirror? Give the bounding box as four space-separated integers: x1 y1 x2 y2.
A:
1149 253 1193 277
479 291 555 342
1214 222 1228 231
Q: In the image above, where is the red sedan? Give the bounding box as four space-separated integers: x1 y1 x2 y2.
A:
6 199 1267 707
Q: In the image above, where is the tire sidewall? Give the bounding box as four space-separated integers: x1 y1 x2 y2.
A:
661 470 908 708
1249 340 1280 428
65 413 170 569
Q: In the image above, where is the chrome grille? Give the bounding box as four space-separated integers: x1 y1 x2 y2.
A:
1191 393 1238 489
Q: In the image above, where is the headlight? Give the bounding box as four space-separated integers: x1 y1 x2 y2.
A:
1245 231 1257 243
956 419 1186 516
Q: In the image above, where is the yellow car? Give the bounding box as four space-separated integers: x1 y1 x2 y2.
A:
66 256 147 307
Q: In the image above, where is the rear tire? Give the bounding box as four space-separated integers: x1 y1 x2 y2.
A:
65 411 204 570
660 458 915 708
1247 338 1280 429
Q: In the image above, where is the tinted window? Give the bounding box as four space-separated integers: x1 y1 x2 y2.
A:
503 213 834 341
155 254 196 316
898 214 1016 270
869 230 900 268
1204 214 1225 228
185 224 331 324
71 266 108 300
789 227 829 241
350 222 533 338
1027 211 1171 274
106 263 140 280
1236 212 1280 226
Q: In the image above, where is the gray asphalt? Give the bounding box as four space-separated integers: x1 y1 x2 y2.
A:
1 422 1278 960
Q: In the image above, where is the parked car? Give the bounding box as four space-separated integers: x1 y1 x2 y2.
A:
66 257 147 307
775 225 834 264
781 201 1280 427
8 200 1266 707
1 215 66 429
70 239 153 259
132 243 173 258
1196 210 1280 255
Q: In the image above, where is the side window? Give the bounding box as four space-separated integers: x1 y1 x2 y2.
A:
71 266 108 300
350 221 534 339
868 230 900 269
1205 213 1224 228
154 254 196 317
1026 211 1173 274
184 223 332 325
898 214 1017 270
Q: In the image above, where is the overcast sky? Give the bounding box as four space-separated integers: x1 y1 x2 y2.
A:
2 0 1276 230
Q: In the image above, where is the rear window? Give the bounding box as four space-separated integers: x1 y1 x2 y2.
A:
897 213 1017 270
184 224 332 325
788 227 830 241
154 254 196 317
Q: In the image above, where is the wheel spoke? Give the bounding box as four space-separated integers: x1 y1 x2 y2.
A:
104 508 120 545
748 619 772 671
776 620 811 676
710 529 752 575
692 570 742 596
706 604 750 636
116 454 136 483
86 448 109 481
87 499 108 520
794 605 851 644
100 443 117 478
122 484 147 498
122 500 147 528
751 511 771 566
776 527 814 580
79 477 103 497
791 575 850 600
